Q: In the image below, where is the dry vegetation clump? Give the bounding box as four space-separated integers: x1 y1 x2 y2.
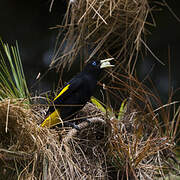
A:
104 70 180 179
57 119 110 179
0 99 37 153
0 98 60 179
50 0 152 71
0 0 179 179
0 93 179 179
108 110 178 179
0 98 111 179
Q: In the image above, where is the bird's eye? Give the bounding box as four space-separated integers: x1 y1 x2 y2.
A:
92 61 96 66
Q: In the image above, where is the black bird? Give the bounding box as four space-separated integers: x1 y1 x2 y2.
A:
41 58 114 129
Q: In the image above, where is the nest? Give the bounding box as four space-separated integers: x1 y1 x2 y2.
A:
0 98 179 179
50 0 151 71
0 99 44 155
0 99 110 179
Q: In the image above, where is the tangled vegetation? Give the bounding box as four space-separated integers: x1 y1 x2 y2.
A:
0 0 180 179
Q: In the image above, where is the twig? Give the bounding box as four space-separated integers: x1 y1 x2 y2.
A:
140 38 165 65
0 148 33 160
49 0 54 12
43 153 49 180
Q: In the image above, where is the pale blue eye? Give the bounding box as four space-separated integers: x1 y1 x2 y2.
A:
92 61 96 66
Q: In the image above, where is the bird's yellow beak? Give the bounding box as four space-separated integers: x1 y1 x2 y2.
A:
100 58 114 69
41 109 62 128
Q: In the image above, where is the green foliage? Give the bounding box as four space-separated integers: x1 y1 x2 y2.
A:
0 39 29 101
91 96 127 120
118 99 127 120
90 96 106 113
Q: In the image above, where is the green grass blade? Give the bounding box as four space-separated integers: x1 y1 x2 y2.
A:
0 39 30 101
118 99 127 120
91 96 106 113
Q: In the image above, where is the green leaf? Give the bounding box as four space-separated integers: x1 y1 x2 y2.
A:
91 96 106 113
91 96 116 118
118 99 127 120
106 106 116 118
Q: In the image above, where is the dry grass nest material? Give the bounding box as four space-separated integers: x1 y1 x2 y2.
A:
0 99 110 179
0 99 178 179
0 99 58 179
51 0 151 70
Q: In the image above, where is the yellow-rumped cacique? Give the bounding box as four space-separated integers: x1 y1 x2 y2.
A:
41 58 114 129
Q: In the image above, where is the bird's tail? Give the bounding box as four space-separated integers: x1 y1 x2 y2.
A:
41 109 63 128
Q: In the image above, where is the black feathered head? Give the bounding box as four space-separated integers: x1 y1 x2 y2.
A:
83 58 114 76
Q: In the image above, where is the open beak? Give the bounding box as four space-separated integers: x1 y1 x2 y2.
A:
100 58 114 69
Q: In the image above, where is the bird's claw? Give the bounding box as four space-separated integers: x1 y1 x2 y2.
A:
65 122 80 130
72 123 80 130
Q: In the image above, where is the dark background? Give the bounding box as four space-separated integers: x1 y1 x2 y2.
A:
0 0 179 102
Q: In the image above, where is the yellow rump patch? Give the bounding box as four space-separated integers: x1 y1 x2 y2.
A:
41 109 63 128
53 84 70 101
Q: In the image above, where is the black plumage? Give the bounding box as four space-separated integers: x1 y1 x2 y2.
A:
41 59 113 128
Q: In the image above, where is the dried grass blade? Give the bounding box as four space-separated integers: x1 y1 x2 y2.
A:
5 99 10 133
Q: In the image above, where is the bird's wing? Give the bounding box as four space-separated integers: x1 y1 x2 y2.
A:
45 76 83 115
41 77 83 128
53 77 83 104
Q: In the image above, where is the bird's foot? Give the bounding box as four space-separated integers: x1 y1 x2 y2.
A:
65 122 80 130
83 118 91 124
72 123 80 130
